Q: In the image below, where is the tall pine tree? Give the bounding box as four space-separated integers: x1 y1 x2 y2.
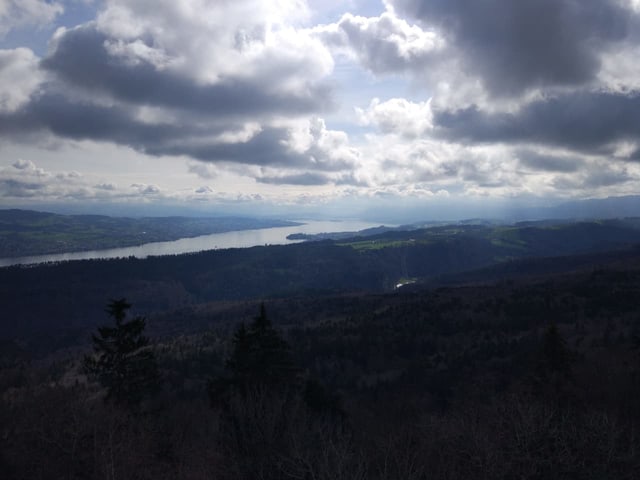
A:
210 303 299 403
84 299 159 406
228 303 298 387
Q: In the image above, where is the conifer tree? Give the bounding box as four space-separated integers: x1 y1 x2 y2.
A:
226 303 298 389
533 323 574 408
210 303 299 404
84 299 159 406
538 323 572 378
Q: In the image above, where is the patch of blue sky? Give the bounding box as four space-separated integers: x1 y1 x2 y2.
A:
0 0 99 55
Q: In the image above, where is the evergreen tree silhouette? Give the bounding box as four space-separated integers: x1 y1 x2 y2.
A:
84 299 159 406
533 323 574 409
210 303 298 402
538 323 572 378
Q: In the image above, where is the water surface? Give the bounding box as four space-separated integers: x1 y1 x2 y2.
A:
0 219 382 268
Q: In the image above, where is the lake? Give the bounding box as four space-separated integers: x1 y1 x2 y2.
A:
0 219 383 268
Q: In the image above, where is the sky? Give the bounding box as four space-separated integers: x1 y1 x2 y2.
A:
1 0 640 220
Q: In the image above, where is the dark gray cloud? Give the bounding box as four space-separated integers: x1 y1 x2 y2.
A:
131 183 161 195
390 0 633 95
95 183 116 191
583 169 631 188
157 126 354 171
257 172 331 186
0 24 353 177
42 25 332 117
0 178 43 197
551 167 631 190
0 93 352 171
517 150 583 173
188 163 218 180
0 92 199 147
433 91 640 152
334 172 369 187
41 25 333 118
256 170 369 187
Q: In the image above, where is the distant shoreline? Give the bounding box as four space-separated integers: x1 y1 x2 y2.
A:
0 219 383 267
0 209 301 258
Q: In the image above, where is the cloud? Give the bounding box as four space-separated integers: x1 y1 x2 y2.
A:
356 133 518 193
195 186 214 194
95 183 117 191
0 48 44 112
131 183 161 195
0 92 195 147
42 24 332 119
517 150 583 173
0 158 196 204
10 158 47 176
0 2 366 187
551 163 632 192
433 91 640 153
96 0 313 79
188 162 218 180
12 158 35 170
350 129 638 199
0 88 359 174
0 158 92 199
91 0 330 95
151 119 359 171
257 172 331 186
0 0 63 37
354 126 640 199
315 11 443 74
388 0 635 96
356 97 433 137
583 167 631 188
3 0 640 207
0 178 44 197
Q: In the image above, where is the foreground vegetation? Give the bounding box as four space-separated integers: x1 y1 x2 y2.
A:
3 217 640 478
3 250 640 478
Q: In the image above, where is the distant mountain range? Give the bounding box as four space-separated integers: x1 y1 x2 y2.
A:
520 195 640 221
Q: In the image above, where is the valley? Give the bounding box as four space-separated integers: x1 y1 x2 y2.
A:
3 213 640 479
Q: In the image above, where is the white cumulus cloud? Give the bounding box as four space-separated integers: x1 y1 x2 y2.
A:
0 0 63 37
0 48 44 112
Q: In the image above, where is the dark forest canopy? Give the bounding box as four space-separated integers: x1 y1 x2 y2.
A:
3 249 640 478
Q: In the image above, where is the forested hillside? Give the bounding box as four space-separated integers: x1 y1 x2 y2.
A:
3 218 640 478
3 250 640 478
2 218 640 346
